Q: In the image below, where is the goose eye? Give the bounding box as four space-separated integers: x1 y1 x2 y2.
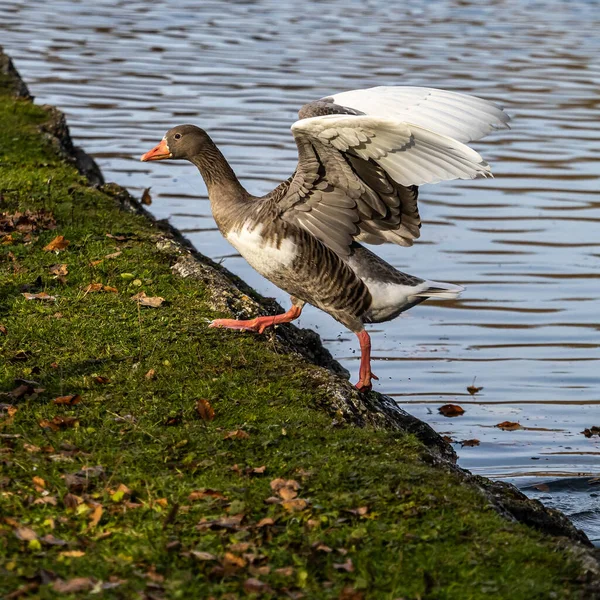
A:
174 133 182 140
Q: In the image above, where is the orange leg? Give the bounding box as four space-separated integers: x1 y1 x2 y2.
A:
209 304 303 335
355 329 379 392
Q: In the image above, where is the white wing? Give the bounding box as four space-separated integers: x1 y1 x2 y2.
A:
329 86 510 144
291 114 491 188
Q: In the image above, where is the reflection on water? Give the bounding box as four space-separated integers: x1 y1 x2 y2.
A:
2 0 599 538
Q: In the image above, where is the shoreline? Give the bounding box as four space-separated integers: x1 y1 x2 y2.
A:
1 47 599 598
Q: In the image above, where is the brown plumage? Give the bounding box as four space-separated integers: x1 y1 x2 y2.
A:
141 87 509 390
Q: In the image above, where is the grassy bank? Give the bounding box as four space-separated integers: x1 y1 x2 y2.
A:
0 68 597 599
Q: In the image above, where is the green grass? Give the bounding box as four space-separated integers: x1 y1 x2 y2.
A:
0 74 594 599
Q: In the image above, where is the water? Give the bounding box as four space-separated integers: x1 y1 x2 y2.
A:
1 0 599 543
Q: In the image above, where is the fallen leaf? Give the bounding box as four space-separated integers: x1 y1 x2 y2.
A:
315 543 333 553
339 586 364 600
274 566 294 577
460 439 481 447
223 551 247 571
582 426 600 438
32 476 46 488
40 533 67 546
0 324 6 335
105 233 129 241
23 443 41 453
88 504 103 529
270 479 300 502
196 399 215 421
495 421 523 431
43 235 69 252
190 550 217 561
278 486 298 501
52 577 93 593
94 376 110 385
251 465 266 475
346 506 368 517
90 259 103 267
145 368 156 380
14 527 38 541
224 429 250 440
467 385 484 395
256 517 275 528
63 493 83 508
188 489 227 501
33 496 57 506
39 416 79 431
155 498 168 508
22 292 56 301
438 404 465 417
141 187 152 205
333 558 354 572
130 291 164 308
243 578 272 594
104 250 122 260
83 283 117 294
59 550 86 558
49 263 68 276
282 498 308 512
196 514 244 531
52 394 81 406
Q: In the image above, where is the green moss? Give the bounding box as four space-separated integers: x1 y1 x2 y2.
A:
0 79 592 600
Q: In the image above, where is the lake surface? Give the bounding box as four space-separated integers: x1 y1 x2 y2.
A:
1 0 599 543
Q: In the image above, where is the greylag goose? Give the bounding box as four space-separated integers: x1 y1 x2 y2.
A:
141 87 509 391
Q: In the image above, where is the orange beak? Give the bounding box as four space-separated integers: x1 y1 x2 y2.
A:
140 139 172 162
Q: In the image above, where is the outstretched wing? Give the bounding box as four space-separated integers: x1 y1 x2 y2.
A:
272 87 509 257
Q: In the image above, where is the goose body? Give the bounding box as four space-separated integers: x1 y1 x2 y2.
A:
141 86 509 390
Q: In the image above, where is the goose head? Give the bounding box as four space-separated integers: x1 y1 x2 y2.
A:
141 125 211 162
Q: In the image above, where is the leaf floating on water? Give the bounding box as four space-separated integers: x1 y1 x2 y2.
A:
131 291 164 308
52 394 81 406
141 187 152 205
43 235 69 252
195 399 215 422
495 421 523 431
460 439 480 447
582 426 600 438
22 291 56 301
438 404 465 417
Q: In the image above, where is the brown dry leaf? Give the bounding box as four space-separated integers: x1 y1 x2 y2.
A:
256 517 275 528
53 577 94 593
105 233 129 241
196 514 244 531
196 399 215 422
339 586 364 600
43 235 69 252
274 566 294 577
224 429 250 440
49 263 68 276
23 443 41 453
59 550 86 558
155 498 168 508
131 291 164 308
52 394 81 406
467 385 484 395
105 250 122 259
88 504 103 529
39 416 79 431
315 543 333 553
33 496 57 506
251 465 266 475
89 259 103 267
0 324 7 335
145 368 156 380
229 542 251 553
460 439 481 447
83 283 118 294
63 493 83 509
243 578 272 594
282 498 308 512
223 551 247 570
14 526 38 541
22 291 56 301
188 489 227 502
438 404 465 417
94 376 110 385
495 421 523 431
40 533 66 545
141 187 152 205
190 550 217 561
582 426 600 438
333 558 354 572
278 486 298 501
346 506 368 517
32 476 46 489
